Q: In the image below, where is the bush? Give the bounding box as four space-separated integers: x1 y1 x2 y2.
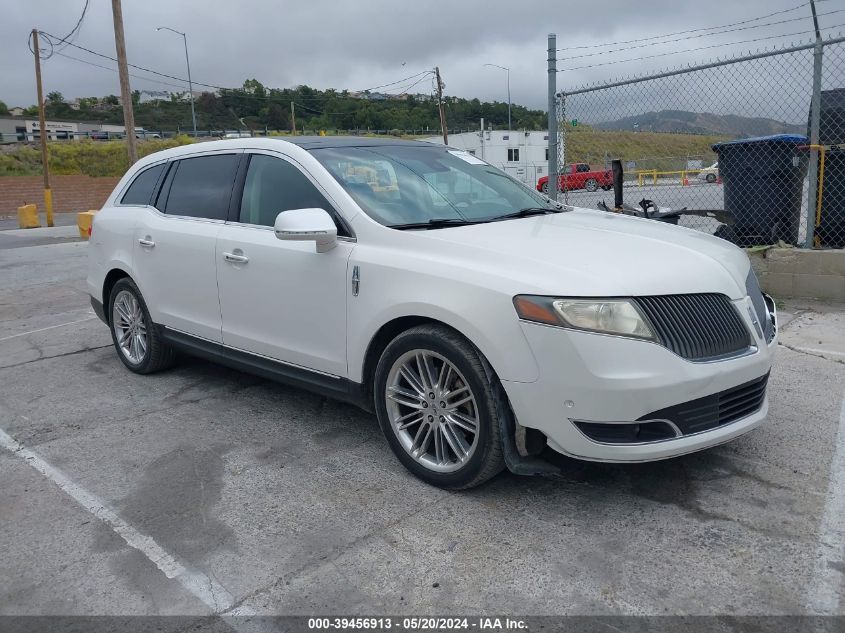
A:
0 136 194 177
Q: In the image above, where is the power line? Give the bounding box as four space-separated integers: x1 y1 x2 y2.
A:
38 31 223 90
557 24 845 72
52 51 192 91
52 0 89 53
356 70 434 93
40 32 437 105
556 1 811 51
29 0 89 60
556 8 844 62
385 73 436 95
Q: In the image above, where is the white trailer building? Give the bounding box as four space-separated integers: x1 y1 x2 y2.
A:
421 129 552 187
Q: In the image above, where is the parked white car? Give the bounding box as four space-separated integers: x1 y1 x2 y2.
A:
87 138 777 489
698 161 719 183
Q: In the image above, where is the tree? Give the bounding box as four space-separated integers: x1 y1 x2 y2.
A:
46 91 64 105
0 100 8 115
242 78 266 98
267 102 288 130
103 95 119 106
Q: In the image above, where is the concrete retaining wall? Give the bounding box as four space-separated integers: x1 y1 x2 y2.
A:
749 248 845 302
0 176 121 216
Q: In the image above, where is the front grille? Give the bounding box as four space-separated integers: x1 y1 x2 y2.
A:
633 294 751 361
637 373 769 436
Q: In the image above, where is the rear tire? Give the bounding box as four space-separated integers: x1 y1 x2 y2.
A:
601 185 612 191
706 173 717 183
108 278 176 374
373 324 506 489
585 178 598 192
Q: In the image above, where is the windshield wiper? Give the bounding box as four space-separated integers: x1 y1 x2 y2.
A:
389 218 482 230
488 207 563 221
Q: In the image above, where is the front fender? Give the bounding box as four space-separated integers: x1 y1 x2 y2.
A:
347 270 540 385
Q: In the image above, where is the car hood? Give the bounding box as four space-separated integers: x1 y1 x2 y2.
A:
410 208 751 299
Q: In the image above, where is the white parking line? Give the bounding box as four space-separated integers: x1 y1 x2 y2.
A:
0 427 251 615
805 390 845 614
0 315 98 342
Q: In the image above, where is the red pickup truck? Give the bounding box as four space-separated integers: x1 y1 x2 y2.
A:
537 163 613 194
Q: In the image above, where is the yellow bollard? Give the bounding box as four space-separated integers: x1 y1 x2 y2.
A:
44 187 54 227
17 203 41 229
77 210 98 239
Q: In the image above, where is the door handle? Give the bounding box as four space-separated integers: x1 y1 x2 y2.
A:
138 238 155 247
223 252 249 264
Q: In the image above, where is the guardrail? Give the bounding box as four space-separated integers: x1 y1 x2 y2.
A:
634 169 712 186
0 128 479 144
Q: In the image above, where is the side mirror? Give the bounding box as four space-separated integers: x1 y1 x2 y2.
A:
273 208 338 253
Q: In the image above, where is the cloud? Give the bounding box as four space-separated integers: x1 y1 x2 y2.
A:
0 0 833 118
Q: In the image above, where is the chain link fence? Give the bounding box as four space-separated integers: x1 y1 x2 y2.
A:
556 35 845 249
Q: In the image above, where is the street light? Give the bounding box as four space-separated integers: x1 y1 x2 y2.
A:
483 63 511 131
156 26 197 137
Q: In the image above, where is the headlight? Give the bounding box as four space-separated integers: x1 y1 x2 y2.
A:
513 295 655 340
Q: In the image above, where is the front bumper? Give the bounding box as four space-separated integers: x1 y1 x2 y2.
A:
501 296 777 462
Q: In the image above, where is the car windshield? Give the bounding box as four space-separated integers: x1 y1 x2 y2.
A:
310 144 557 228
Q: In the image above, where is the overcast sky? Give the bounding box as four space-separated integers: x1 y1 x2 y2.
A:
0 0 842 115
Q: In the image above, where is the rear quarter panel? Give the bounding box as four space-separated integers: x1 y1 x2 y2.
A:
87 205 139 306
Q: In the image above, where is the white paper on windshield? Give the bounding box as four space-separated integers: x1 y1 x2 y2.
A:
448 150 487 165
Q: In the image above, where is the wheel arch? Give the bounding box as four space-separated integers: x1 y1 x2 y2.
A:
360 315 449 407
358 307 538 403
102 268 132 324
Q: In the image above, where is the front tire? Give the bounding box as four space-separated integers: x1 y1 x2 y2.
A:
108 278 175 374
373 324 505 489
706 173 717 183
541 181 549 195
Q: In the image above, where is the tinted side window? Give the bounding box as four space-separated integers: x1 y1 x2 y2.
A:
120 163 165 205
240 155 336 229
163 154 238 220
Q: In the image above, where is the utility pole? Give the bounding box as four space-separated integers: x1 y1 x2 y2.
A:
111 0 137 164
290 101 296 136
31 29 53 227
435 66 448 145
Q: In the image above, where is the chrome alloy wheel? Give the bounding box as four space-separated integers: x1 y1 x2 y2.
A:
112 289 148 364
385 350 480 473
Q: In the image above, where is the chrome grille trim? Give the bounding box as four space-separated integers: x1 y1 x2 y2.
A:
746 268 775 343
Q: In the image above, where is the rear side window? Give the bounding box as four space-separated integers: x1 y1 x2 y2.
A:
120 163 165 205
162 154 238 220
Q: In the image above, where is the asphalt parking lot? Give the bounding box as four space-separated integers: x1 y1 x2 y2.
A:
1 221 844 619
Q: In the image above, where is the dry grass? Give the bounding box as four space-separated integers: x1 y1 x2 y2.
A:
0 136 195 177
0 128 729 177
563 127 728 171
